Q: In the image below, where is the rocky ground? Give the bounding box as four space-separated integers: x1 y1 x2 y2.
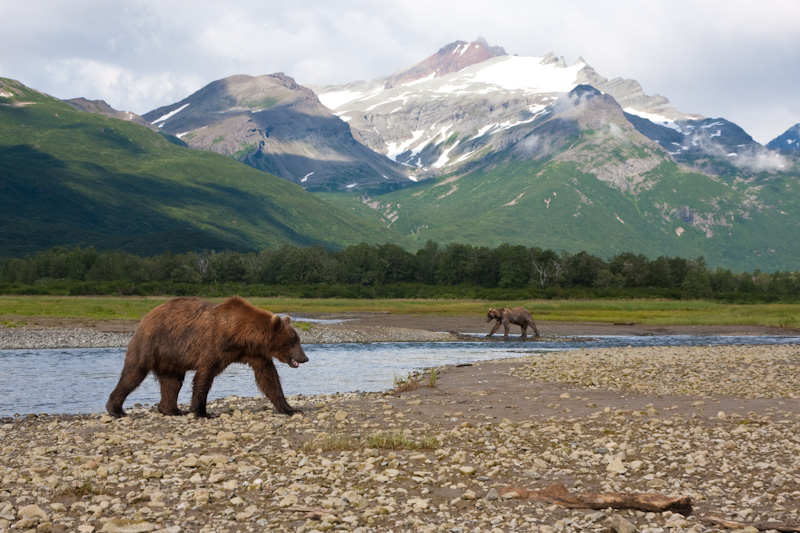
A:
1 316 799 532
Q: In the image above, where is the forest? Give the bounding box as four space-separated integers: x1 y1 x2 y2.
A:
2 242 799 302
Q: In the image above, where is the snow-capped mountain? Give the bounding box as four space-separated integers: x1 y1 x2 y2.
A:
317 39 787 179
318 48 593 175
316 40 712 178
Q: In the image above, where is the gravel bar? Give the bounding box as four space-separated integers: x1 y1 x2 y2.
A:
0 325 457 350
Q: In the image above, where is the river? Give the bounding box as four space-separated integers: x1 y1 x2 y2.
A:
1 334 798 417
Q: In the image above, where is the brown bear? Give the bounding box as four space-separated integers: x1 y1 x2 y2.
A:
106 296 308 418
486 307 540 339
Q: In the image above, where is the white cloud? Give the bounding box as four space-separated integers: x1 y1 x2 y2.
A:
41 58 204 113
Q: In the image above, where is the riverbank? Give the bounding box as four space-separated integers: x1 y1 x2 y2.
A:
1 316 799 531
2 311 797 349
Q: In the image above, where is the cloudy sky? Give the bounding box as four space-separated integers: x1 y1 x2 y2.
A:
2 0 798 143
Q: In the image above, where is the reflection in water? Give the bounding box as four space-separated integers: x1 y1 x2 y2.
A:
1 334 798 417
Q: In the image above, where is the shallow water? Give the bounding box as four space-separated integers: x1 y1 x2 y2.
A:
1 334 798 417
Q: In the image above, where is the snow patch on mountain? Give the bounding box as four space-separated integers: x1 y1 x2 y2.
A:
151 103 190 126
318 86 383 110
433 140 460 168
624 108 684 132
403 72 436 86
466 56 585 93
320 56 586 113
386 130 425 161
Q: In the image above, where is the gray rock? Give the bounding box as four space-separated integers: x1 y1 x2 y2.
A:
609 514 638 533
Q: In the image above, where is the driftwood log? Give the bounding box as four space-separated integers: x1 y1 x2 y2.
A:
701 517 800 532
499 483 693 515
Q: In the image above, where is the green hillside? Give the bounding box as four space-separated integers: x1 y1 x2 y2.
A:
320 157 800 272
0 78 400 258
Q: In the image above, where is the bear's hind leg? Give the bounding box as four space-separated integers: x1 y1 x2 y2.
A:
520 324 528 339
156 372 186 416
107 364 149 417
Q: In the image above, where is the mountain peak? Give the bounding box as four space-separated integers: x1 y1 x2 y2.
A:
65 97 156 130
767 123 800 153
141 73 409 191
383 39 507 89
540 52 568 68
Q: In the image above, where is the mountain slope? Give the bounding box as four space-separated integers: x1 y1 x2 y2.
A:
141 74 412 191
0 77 400 258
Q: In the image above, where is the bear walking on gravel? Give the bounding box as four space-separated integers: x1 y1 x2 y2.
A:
486 307 540 339
106 296 308 418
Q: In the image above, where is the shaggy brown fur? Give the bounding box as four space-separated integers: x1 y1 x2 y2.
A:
486 306 540 339
106 296 308 418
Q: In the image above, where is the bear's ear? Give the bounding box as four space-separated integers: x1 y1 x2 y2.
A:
283 316 292 325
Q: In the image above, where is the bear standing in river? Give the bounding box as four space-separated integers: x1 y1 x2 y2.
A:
486 307 540 339
106 296 308 418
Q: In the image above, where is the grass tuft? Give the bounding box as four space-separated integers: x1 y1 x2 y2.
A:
302 434 359 453
364 431 438 451
391 368 440 393
292 321 313 332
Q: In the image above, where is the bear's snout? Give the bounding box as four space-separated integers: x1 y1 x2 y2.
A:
289 347 308 368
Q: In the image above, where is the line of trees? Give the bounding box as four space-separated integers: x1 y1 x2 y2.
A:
2 243 799 301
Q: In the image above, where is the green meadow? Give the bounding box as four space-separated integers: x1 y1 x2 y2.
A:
1 296 798 329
